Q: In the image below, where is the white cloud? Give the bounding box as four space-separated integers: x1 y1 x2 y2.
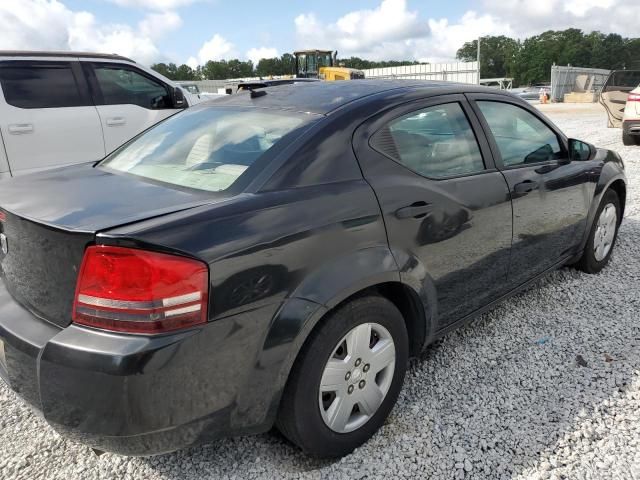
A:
246 47 278 65
420 11 513 63
295 0 640 63
564 0 615 17
186 34 235 67
0 0 181 65
295 0 428 60
0 0 73 51
139 11 182 41
481 0 640 38
110 0 201 10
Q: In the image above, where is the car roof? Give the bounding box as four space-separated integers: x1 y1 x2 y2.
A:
0 51 135 62
207 79 512 115
238 78 319 89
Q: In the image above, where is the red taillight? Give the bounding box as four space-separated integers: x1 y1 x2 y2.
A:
72 246 208 334
628 93 640 102
0 211 5 222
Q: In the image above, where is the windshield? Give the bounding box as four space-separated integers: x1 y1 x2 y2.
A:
101 107 313 192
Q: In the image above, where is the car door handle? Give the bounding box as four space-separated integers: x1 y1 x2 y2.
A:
8 124 34 134
105 117 126 126
513 180 538 194
395 202 433 219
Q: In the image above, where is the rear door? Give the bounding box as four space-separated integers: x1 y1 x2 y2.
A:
468 94 595 287
0 59 104 174
354 95 513 329
83 61 181 154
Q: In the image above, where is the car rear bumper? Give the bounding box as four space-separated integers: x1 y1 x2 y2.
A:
0 278 288 455
623 120 640 136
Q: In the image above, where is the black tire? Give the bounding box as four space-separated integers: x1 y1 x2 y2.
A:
577 189 621 274
622 132 640 146
276 295 409 457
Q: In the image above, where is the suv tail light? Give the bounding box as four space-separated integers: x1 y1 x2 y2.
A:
73 246 208 334
627 93 640 102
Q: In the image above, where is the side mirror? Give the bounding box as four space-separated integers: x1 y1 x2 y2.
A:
569 138 595 161
172 87 187 109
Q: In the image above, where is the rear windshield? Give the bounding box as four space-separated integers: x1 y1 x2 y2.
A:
603 70 640 91
100 107 314 192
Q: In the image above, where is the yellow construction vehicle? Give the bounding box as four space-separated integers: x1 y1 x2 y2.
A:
293 50 364 81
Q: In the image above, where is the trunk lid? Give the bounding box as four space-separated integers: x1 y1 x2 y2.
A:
0 164 221 327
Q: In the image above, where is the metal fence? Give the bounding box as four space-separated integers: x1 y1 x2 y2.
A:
550 65 610 102
363 62 478 84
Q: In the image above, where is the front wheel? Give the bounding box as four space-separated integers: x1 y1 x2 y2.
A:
622 132 640 146
277 295 409 457
577 189 621 273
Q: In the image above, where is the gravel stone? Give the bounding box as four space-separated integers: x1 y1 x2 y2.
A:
2 103 640 479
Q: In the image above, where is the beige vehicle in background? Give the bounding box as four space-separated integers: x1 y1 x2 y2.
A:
621 85 640 146
599 70 640 132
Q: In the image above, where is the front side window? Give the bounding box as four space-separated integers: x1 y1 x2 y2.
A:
0 62 85 109
477 101 563 167
101 107 314 192
372 102 485 178
93 64 171 109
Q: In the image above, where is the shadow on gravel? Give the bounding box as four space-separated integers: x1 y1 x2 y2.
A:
141 218 640 479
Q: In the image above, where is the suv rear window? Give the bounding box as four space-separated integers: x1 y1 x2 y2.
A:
101 107 315 192
0 61 86 109
603 70 640 91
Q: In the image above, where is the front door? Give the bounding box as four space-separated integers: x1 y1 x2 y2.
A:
354 95 513 329
83 62 180 154
468 95 595 287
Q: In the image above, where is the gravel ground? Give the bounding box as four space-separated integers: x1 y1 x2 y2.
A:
2 103 639 480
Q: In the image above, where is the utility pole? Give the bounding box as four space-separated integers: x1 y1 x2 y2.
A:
477 36 481 84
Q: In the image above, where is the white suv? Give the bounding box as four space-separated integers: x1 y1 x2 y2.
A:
0 51 204 178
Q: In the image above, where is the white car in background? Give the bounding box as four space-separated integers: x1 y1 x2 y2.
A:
176 81 226 100
622 85 640 146
0 51 203 178
599 70 640 144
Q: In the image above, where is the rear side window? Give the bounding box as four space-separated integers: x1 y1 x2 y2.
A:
92 64 171 109
372 102 485 178
476 101 563 167
0 62 85 109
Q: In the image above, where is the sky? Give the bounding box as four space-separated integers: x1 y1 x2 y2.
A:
1 0 638 67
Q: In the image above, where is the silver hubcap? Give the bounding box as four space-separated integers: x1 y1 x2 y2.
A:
594 203 617 262
318 322 396 433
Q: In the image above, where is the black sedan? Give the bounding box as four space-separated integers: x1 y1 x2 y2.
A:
0 80 626 458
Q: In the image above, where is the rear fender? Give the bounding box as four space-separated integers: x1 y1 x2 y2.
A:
246 246 420 427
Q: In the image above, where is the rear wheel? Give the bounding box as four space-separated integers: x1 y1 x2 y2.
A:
577 189 621 273
277 295 409 457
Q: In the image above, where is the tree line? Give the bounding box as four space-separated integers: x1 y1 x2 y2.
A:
457 29 640 86
151 28 640 85
150 54 419 81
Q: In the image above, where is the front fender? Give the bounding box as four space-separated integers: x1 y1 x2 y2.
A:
579 149 626 252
